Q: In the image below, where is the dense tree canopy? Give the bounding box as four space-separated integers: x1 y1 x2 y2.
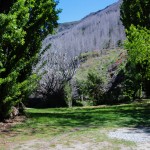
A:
0 0 59 120
124 25 150 98
120 0 150 30
121 0 150 99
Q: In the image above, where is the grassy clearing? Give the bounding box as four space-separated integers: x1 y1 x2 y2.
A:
25 100 150 129
0 100 150 149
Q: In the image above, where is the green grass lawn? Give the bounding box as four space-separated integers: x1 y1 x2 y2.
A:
25 100 150 127
0 100 150 149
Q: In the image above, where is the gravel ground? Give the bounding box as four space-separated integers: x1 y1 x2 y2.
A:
108 127 150 150
108 127 150 142
3 127 150 150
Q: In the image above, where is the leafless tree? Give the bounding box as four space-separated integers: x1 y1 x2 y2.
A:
36 49 78 102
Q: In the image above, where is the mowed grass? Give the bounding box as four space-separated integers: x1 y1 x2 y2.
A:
25 100 150 128
0 100 150 149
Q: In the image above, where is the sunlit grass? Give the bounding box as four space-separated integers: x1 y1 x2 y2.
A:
0 100 149 149
12 100 150 136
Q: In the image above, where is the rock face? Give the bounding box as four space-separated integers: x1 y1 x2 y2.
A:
43 0 125 58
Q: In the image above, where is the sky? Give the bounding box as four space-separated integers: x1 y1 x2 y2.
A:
57 0 119 23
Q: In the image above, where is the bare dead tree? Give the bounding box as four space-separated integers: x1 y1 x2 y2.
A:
42 0 125 60
36 49 78 102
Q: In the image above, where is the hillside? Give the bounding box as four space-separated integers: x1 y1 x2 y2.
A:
33 0 126 107
75 49 126 82
42 0 125 58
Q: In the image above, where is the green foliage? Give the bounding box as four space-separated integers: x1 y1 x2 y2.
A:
120 0 150 30
124 25 150 98
121 1 150 99
76 71 104 105
75 49 127 105
86 72 104 105
121 72 137 101
125 26 150 79
0 0 59 120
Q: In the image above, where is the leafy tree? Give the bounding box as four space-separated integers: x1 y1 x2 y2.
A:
0 0 59 120
120 0 150 30
124 25 150 98
86 72 104 105
76 71 104 106
121 0 150 99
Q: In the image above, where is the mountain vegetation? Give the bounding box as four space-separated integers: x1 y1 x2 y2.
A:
29 0 150 107
31 0 126 107
0 1 150 149
0 0 150 120
43 0 125 58
73 49 127 106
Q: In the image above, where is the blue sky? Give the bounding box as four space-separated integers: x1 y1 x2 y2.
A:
57 0 118 23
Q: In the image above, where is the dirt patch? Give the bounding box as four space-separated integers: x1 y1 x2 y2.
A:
0 116 26 131
1 126 149 150
12 139 122 150
11 128 135 150
0 116 26 149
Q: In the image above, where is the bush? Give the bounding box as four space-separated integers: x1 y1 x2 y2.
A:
76 71 105 106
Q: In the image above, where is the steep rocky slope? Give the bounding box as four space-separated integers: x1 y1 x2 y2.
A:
42 0 125 58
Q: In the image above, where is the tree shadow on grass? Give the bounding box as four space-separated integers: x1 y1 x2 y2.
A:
11 103 150 137
25 103 150 127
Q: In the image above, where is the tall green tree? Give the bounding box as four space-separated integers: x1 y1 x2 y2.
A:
120 0 150 99
124 25 150 98
120 0 150 30
0 0 59 120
